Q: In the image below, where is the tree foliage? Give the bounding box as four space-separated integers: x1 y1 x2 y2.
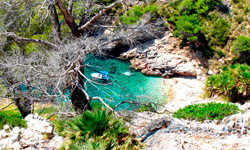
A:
209 18 230 47
120 4 159 24
232 35 250 64
159 0 223 55
174 14 203 42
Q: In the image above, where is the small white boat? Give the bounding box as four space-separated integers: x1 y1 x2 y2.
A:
122 71 132 76
91 71 110 80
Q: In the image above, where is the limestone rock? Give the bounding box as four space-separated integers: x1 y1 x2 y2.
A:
47 135 64 149
25 113 54 135
3 125 10 131
0 114 64 150
120 32 202 77
128 111 170 141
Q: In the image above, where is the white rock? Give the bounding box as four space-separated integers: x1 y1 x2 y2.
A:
48 135 64 149
3 125 10 131
169 32 173 37
9 141 20 150
0 138 10 148
12 127 21 134
0 130 5 139
2 132 10 138
33 113 39 119
25 114 54 134
25 114 34 122
9 134 21 144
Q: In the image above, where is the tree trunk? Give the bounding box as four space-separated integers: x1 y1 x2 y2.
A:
70 85 92 114
70 65 92 114
10 79 32 118
15 97 32 118
48 4 61 43
56 0 81 37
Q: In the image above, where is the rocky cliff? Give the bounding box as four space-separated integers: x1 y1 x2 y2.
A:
119 32 207 79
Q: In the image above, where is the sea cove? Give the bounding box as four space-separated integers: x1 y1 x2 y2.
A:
84 56 168 110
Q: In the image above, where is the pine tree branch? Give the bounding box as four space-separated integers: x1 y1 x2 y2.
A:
78 0 123 31
0 32 60 50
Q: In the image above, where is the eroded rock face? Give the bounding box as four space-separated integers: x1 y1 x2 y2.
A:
0 114 63 150
129 104 250 150
119 32 205 78
128 111 170 141
25 114 54 137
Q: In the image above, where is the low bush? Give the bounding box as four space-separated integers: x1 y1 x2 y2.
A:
205 64 250 102
0 109 27 129
173 102 241 122
120 4 159 24
35 107 58 115
178 0 220 16
209 18 230 47
56 109 141 150
232 35 250 64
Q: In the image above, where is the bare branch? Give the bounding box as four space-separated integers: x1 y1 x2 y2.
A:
0 101 15 112
91 96 120 117
0 32 60 50
93 25 143 29
78 0 123 31
68 0 73 15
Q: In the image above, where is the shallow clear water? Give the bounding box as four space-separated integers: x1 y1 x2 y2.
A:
84 56 168 110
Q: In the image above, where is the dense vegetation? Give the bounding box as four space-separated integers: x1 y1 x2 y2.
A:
173 102 242 122
53 109 141 150
0 109 27 129
205 64 250 102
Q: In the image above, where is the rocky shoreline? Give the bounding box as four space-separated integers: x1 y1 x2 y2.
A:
119 32 207 79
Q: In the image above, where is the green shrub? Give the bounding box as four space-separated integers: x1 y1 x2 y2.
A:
58 109 141 150
179 0 196 15
234 15 244 24
231 0 240 3
205 64 250 102
0 109 27 129
244 6 249 14
209 18 230 46
174 14 203 42
232 35 250 53
120 4 159 24
196 0 221 15
217 50 225 58
173 102 241 122
35 107 58 115
178 0 220 16
232 35 250 64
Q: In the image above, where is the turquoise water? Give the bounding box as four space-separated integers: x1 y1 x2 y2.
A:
84 56 168 110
